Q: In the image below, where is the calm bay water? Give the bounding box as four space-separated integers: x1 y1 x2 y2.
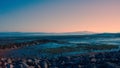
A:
1 34 120 58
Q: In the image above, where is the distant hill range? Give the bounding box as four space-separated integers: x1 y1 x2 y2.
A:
0 31 95 36
59 31 95 35
0 31 120 37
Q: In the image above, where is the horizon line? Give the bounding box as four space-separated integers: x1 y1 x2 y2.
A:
0 31 120 33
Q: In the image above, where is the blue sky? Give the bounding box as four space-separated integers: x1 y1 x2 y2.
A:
0 0 120 32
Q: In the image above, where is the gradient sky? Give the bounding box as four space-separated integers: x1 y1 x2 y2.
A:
0 0 120 33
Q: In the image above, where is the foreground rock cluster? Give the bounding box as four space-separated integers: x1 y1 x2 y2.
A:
1 50 120 68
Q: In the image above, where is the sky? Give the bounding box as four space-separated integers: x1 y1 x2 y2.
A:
0 0 120 33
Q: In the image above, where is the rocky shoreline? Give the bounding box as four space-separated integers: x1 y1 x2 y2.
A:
1 50 120 68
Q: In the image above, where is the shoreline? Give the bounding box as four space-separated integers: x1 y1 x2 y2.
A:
0 48 18 56
0 47 120 58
